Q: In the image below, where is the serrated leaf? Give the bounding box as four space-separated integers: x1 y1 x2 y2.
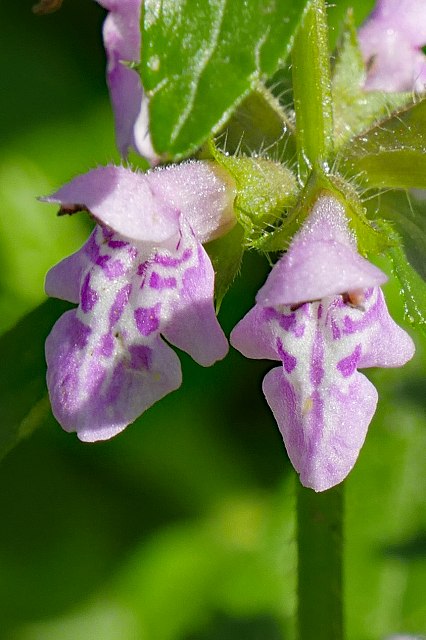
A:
332 10 410 149
367 190 426 280
141 0 308 159
377 221 426 335
205 223 245 311
338 97 426 189
389 245 426 336
0 299 70 459
291 0 333 179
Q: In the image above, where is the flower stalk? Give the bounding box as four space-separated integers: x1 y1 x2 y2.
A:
297 482 344 640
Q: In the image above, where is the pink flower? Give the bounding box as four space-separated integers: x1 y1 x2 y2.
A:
97 0 159 162
358 0 426 91
43 162 236 441
231 194 415 491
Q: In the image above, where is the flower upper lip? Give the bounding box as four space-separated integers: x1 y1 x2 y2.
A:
256 195 387 307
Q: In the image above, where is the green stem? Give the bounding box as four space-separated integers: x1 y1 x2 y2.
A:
297 482 344 640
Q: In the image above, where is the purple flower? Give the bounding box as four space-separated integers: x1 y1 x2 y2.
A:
230 194 415 491
43 162 236 441
97 0 158 162
358 0 426 92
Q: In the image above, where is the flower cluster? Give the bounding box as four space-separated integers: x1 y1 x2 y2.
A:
43 0 418 491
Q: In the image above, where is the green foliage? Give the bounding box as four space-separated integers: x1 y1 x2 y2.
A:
338 97 426 189
217 85 296 162
1 2 426 639
388 239 426 336
205 224 245 311
291 0 334 178
372 220 426 335
370 190 426 280
141 0 308 159
0 300 70 461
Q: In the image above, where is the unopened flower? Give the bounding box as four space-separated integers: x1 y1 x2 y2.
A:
231 194 415 491
43 161 236 441
358 0 426 92
97 0 158 162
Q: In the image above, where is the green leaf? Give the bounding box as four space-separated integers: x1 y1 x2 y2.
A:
387 237 426 336
367 190 426 280
141 0 308 159
332 10 410 149
205 224 245 312
0 299 70 460
375 220 426 334
291 0 334 179
218 85 296 162
338 97 426 189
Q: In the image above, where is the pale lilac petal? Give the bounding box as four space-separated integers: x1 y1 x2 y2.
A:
42 166 180 245
231 286 414 491
45 235 93 303
96 0 159 162
385 635 425 640
43 163 235 246
263 366 377 491
332 287 415 368
45 225 182 441
359 0 426 92
132 97 159 164
46 220 228 440
146 161 236 243
46 310 181 442
230 304 306 361
363 0 426 46
257 195 387 306
159 219 228 366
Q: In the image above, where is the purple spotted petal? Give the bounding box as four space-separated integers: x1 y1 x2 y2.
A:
257 195 387 306
231 288 414 491
45 228 183 440
159 218 229 366
46 309 182 442
42 163 235 247
46 220 228 440
96 0 158 162
263 366 377 491
336 287 415 368
359 0 426 92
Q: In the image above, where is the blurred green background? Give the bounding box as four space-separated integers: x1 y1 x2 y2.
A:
0 1 424 638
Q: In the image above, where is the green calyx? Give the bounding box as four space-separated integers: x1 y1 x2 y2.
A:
210 147 299 246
